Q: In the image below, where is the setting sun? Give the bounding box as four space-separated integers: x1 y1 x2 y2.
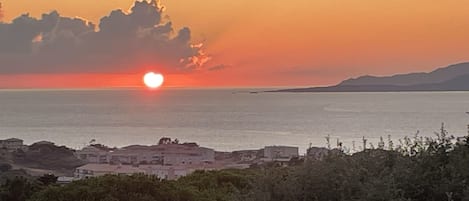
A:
143 72 164 89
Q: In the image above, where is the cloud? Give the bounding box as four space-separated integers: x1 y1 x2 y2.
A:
0 0 211 74
208 64 231 71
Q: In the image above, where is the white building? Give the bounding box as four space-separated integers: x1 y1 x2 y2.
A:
76 146 111 164
263 146 299 162
0 138 24 151
76 142 215 166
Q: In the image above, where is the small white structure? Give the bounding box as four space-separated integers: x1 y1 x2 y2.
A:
0 138 24 151
57 176 77 185
263 146 299 162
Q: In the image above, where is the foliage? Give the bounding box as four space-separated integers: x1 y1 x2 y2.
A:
37 174 58 186
243 126 469 201
28 170 256 201
0 177 40 201
2 125 469 201
0 163 12 172
13 143 85 171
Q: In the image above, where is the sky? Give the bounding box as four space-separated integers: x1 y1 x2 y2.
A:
1 0 469 88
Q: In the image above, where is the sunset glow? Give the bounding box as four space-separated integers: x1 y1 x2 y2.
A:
1 0 469 88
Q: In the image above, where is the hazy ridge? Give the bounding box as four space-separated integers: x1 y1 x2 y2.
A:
272 62 469 92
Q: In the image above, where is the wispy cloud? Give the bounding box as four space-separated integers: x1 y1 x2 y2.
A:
208 64 231 71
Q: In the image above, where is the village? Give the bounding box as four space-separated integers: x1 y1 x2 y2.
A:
0 137 328 182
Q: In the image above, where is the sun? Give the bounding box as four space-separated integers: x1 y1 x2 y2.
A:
143 72 164 89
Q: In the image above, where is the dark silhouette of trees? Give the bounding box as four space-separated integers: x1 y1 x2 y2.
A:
0 177 39 201
37 174 57 186
0 163 12 172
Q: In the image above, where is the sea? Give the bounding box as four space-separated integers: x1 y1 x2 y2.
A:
1 88 469 153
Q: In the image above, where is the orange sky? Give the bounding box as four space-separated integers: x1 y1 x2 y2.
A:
2 0 469 88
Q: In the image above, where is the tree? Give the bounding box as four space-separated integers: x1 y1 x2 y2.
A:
37 174 58 186
0 177 40 201
0 163 12 172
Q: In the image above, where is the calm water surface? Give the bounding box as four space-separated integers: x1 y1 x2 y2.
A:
1 89 469 153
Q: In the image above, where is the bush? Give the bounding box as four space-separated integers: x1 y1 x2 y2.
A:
0 163 12 172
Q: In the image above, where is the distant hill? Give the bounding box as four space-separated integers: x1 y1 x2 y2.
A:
271 62 469 92
340 63 469 86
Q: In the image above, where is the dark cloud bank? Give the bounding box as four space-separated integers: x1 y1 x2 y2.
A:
0 0 211 74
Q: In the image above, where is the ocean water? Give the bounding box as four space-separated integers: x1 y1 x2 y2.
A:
1 89 469 153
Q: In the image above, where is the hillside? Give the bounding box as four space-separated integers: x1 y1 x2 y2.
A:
0 142 85 176
271 62 469 92
340 62 469 86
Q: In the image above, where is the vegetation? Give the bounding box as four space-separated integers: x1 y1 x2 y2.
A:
13 143 85 171
27 170 254 201
2 125 469 201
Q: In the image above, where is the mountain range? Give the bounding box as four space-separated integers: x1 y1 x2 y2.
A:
271 62 469 92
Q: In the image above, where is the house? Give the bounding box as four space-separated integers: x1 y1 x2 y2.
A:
232 150 261 162
74 164 145 179
154 143 215 165
262 146 299 162
0 138 24 151
76 145 111 164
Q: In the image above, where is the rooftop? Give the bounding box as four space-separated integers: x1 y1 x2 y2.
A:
265 145 299 149
1 138 23 142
